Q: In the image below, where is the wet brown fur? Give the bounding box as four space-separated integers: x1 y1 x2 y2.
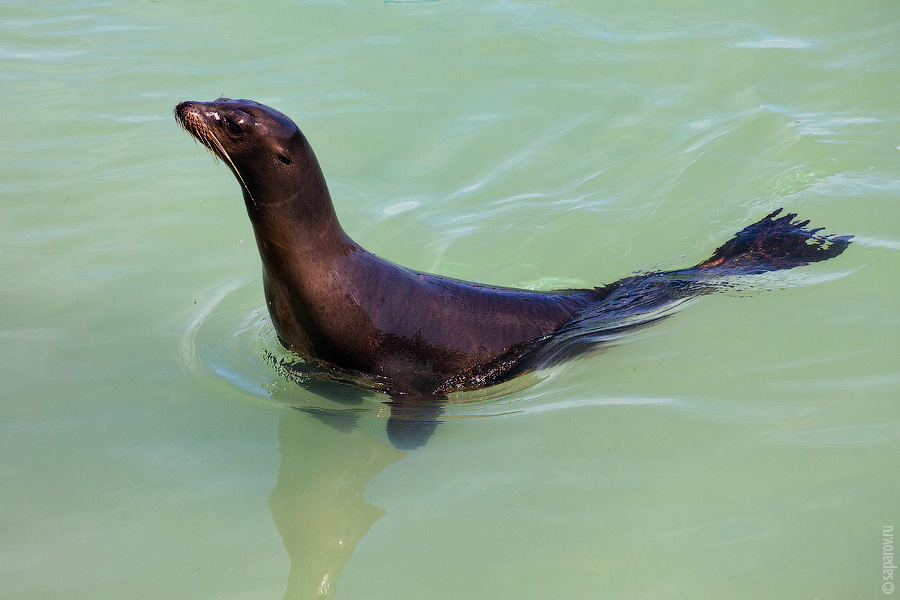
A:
175 98 851 405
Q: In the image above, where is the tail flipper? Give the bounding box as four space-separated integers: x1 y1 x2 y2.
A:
695 209 852 275
494 208 851 376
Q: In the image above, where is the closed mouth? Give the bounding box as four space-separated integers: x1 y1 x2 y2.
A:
175 102 227 163
175 101 258 208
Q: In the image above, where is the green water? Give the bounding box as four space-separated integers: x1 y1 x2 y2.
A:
3 0 899 598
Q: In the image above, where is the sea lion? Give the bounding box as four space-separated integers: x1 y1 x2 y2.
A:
175 98 851 403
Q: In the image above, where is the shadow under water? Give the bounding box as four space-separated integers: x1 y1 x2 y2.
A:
269 403 405 599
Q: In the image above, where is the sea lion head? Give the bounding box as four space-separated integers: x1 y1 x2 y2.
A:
175 98 327 212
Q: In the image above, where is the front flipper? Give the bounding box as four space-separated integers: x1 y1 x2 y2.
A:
386 395 445 450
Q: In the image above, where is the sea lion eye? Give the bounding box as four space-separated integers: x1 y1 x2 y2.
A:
225 118 242 135
277 153 292 165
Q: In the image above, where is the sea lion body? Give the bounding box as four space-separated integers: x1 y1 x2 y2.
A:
175 98 850 398
266 247 604 393
261 220 610 393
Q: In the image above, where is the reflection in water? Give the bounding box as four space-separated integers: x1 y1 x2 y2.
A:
269 405 405 599
188 286 445 597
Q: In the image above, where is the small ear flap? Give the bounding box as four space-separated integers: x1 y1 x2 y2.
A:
276 153 293 165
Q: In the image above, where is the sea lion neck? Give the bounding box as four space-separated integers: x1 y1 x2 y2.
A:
244 180 357 273
239 132 346 236
243 158 359 277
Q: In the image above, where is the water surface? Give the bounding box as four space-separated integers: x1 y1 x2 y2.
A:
2 1 899 598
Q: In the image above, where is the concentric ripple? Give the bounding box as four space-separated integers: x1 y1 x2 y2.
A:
177 277 573 426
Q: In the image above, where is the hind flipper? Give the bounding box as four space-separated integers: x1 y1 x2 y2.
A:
697 209 852 275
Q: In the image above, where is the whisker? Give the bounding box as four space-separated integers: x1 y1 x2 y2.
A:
177 108 258 209
209 134 259 209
